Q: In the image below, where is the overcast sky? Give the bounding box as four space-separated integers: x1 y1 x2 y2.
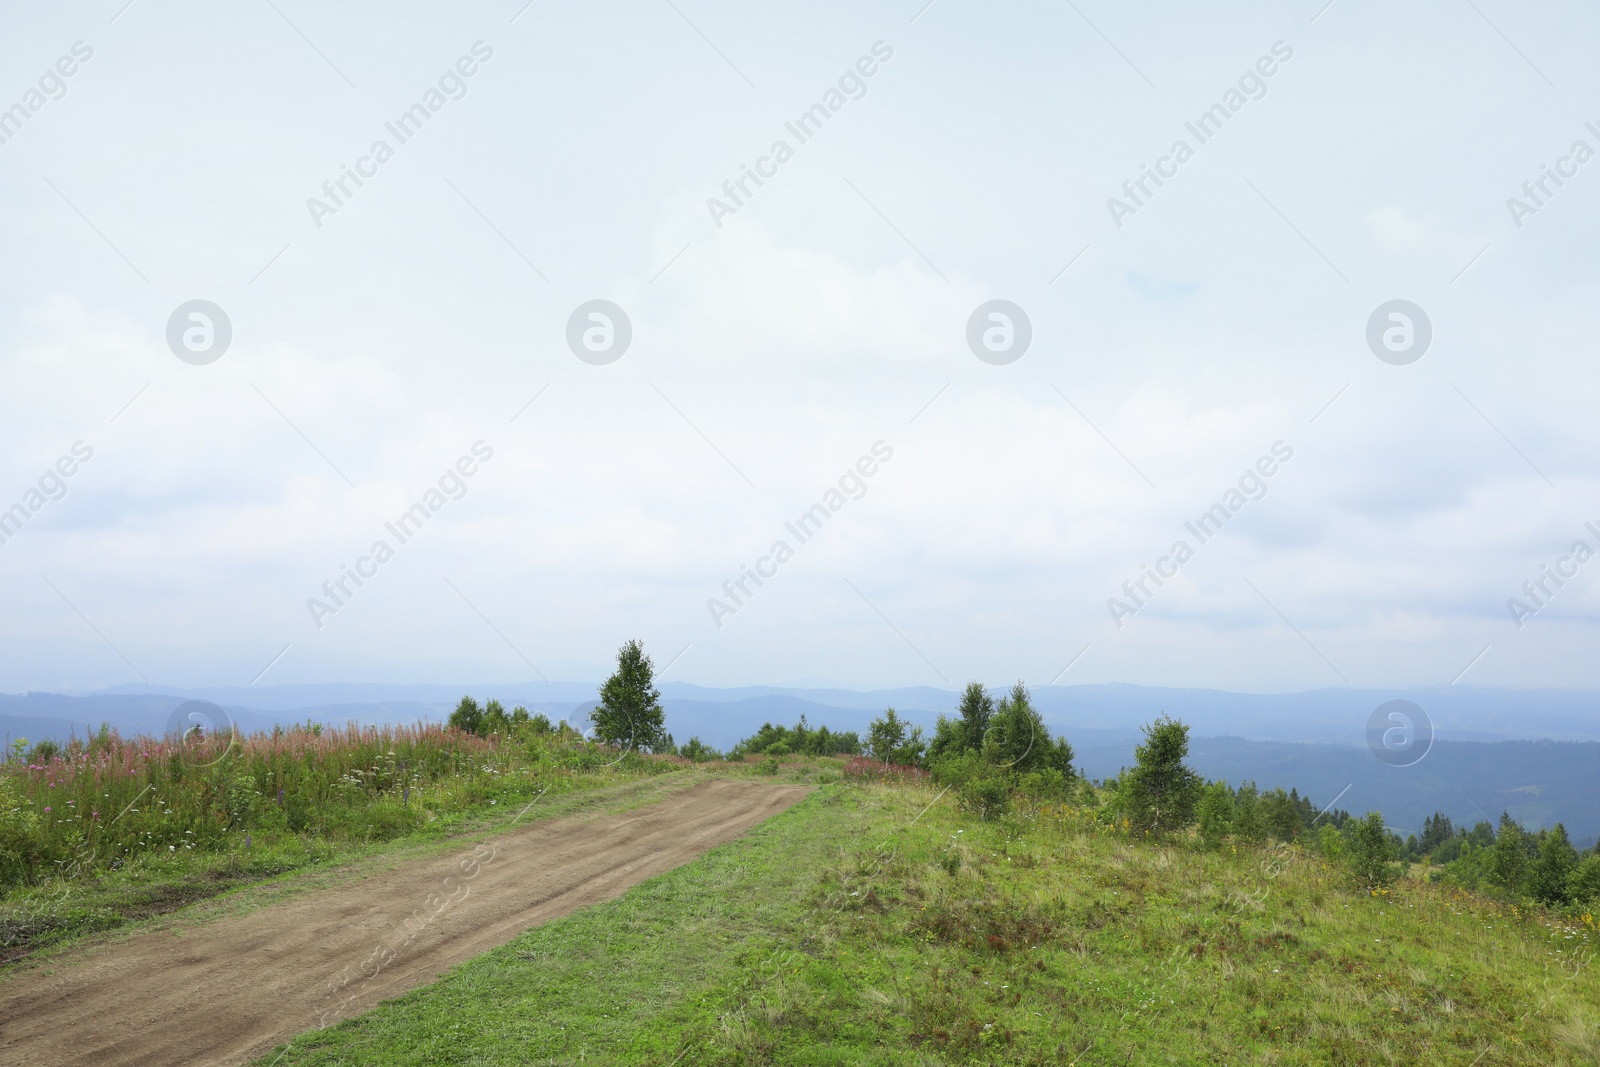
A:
1 0 1597 695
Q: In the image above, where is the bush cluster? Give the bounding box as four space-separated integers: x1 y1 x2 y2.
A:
860 682 1079 818
1421 811 1600 907
448 696 547 737
729 716 860 760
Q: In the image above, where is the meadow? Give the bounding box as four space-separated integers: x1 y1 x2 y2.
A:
253 771 1600 1065
0 718 677 959
6 704 1599 1064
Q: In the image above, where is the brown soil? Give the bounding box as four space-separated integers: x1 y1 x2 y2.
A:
0 778 810 1067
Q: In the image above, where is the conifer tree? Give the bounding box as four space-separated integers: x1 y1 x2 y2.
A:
956 681 994 751
1120 716 1201 834
594 639 667 750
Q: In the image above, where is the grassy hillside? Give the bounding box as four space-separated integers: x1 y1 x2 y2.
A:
259 776 1600 1066
0 721 683 960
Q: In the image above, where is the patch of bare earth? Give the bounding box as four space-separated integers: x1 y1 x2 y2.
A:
0 779 809 1067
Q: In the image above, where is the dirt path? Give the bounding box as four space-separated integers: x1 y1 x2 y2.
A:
0 778 810 1067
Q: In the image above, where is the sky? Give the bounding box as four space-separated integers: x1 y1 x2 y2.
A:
1 0 1598 695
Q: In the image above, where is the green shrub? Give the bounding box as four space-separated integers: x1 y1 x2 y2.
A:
1569 854 1600 903
1196 781 1233 850
930 752 982 790
1317 824 1345 862
731 717 861 758
1346 812 1399 888
958 776 1012 821
677 737 721 763
1017 768 1069 801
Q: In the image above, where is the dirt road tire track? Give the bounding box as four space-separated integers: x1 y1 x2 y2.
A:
0 778 810 1067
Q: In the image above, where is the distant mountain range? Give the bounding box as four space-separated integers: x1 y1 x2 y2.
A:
11 679 1597 746
5 681 1598 846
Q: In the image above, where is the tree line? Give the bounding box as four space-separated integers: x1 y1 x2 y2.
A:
445 640 1600 908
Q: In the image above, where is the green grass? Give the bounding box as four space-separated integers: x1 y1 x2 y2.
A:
0 747 698 965
256 780 1600 1065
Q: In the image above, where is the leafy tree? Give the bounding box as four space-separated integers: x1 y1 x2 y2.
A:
484 699 510 733
1261 788 1303 842
594 639 667 751
1530 823 1579 904
1569 854 1600 903
1119 716 1202 834
527 712 552 735
510 706 530 726
1197 781 1233 849
1231 782 1266 844
1346 811 1400 888
1487 813 1532 894
448 696 485 736
867 707 925 766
